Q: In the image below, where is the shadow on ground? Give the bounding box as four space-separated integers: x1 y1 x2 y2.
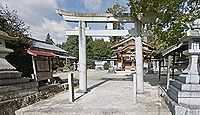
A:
144 74 160 86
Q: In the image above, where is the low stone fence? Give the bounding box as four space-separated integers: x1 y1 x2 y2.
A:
0 81 78 115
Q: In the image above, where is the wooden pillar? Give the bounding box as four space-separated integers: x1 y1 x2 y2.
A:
68 72 74 103
31 56 37 81
65 57 68 68
121 55 123 70
158 58 161 82
172 53 175 79
167 56 172 90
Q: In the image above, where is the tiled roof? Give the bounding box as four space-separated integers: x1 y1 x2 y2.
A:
29 38 67 53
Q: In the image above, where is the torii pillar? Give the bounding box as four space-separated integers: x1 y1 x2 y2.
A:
134 21 144 93
78 21 87 93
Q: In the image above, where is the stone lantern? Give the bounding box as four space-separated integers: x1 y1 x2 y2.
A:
0 30 16 71
0 30 38 115
0 30 38 103
167 19 200 114
0 30 27 87
179 19 200 84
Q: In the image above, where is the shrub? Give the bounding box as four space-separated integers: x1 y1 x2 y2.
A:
103 62 110 70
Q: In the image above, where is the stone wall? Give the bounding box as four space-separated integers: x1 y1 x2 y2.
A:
0 81 78 115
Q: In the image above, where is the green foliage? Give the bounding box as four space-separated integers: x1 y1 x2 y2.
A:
87 58 95 69
60 36 113 69
128 0 200 55
66 62 74 70
92 39 113 60
0 5 32 76
106 2 127 29
37 92 48 99
106 2 127 43
0 5 31 52
103 62 110 70
0 5 30 37
61 36 79 58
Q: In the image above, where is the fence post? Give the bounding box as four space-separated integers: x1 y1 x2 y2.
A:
68 72 74 103
133 72 137 104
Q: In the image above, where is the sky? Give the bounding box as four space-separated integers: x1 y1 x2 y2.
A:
0 0 129 44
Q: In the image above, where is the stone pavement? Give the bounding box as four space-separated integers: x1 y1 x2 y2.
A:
16 70 171 115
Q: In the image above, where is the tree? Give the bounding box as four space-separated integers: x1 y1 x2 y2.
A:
92 39 113 60
45 33 55 44
0 5 32 76
106 2 127 43
60 36 113 69
0 5 30 37
0 5 31 52
106 2 127 30
86 38 113 68
128 0 200 55
86 37 94 68
61 36 79 58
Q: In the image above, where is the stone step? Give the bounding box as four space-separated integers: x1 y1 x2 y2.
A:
0 87 38 101
0 71 21 79
168 85 200 105
178 75 200 84
169 85 200 98
0 82 38 94
0 77 29 86
166 90 200 115
170 80 200 91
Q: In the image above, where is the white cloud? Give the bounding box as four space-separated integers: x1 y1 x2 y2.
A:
1 0 70 43
81 0 102 11
30 18 69 44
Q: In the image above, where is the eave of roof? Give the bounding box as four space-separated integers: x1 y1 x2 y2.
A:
111 36 154 49
161 43 185 56
27 49 56 57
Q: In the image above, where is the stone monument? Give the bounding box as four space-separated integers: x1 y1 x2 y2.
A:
167 19 200 115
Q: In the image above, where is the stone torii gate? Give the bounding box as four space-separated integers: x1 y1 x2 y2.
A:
56 9 144 93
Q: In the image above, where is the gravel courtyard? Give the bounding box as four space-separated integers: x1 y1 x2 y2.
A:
16 70 171 115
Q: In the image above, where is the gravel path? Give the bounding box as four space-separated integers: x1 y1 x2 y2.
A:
16 70 171 115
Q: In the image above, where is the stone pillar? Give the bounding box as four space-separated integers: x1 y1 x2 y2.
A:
78 21 87 93
135 21 144 93
135 36 144 92
132 72 137 104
